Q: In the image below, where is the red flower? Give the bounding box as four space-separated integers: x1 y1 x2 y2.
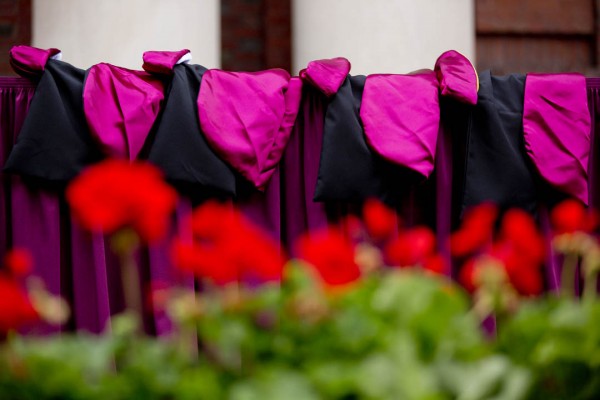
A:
423 254 448 276
385 226 436 267
363 198 399 240
171 201 285 285
458 209 544 297
296 227 361 287
551 199 599 234
0 276 38 333
4 248 33 277
458 259 479 293
505 260 543 296
450 203 498 257
499 209 545 265
489 242 543 296
66 160 178 242
190 201 241 241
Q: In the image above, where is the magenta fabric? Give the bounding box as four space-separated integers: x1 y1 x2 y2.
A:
434 50 478 105
299 57 351 97
198 69 303 190
360 72 440 178
523 73 591 204
142 49 190 74
3 75 600 334
587 78 600 209
9 45 61 78
280 87 329 248
83 63 165 160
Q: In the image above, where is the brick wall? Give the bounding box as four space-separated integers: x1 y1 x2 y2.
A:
221 0 291 72
476 0 599 75
0 0 30 75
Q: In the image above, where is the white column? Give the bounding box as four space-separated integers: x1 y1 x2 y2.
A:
292 0 474 75
32 0 220 70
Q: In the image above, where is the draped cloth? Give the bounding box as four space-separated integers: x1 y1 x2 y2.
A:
1 76 599 333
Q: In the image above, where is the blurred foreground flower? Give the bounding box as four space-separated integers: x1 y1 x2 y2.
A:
1 250 38 333
385 226 437 267
295 226 361 287
1 249 69 332
450 203 498 257
362 198 399 240
4 248 32 277
0 276 38 334
551 199 598 234
66 159 178 242
172 201 285 285
550 199 600 299
456 206 545 313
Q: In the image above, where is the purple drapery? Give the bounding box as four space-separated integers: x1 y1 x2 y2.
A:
1 77 599 333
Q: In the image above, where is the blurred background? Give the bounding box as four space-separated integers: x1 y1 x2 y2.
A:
0 0 596 75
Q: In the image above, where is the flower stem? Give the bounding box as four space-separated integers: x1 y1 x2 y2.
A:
583 274 597 302
561 252 578 298
121 250 142 317
111 229 142 320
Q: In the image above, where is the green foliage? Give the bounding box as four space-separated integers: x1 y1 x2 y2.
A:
1 269 599 399
497 298 600 399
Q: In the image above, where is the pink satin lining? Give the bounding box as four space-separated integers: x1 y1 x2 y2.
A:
523 73 591 204
360 72 441 177
142 49 190 74
83 63 165 160
198 69 303 190
434 50 478 105
300 57 351 96
9 45 61 77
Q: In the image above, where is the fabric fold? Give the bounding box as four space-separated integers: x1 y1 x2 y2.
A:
4 46 102 181
313 74 425 204
360 72 441 178
523 73 591 204
142 49 191 75
434 50 478 105
300 57 351 97
9 45 62 79
198 69 303 190
143 59 237 196
460 71 539 214
83 63 165 160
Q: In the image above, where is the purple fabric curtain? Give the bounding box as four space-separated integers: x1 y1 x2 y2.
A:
1 77 599 333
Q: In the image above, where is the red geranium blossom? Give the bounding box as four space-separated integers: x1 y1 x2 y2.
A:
4 248 33 277
172 201 285 285
499 209 545 265
550 199 599 234
458 258 479 293
385 226 436 267
295 227 361 287
362 198 399 240
422 254 448 276
450 203 498 257
458 208 544 296
0 276 38 333
66 160 178 242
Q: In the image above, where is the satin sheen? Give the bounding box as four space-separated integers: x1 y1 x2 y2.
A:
142 50 237 196
299 57 351 97
5 46 102 181
434 50 478 105
9 45 61 79
523 73 591 204
360 72 440 178
83 64 165 160
198 69 303 190
142 49 190 75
